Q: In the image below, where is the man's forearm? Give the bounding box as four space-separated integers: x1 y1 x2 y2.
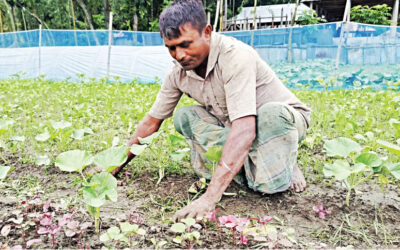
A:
125 114 163 163
203 116 256 203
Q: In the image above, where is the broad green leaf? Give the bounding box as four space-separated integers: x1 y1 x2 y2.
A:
137 228 146 235
323 137 362 157
0 119 14 130
170 148 190 161
35 131 50 142
120 222 136 233
0 166 11 180
70 129 85 140
11 136 25 142
389 119 400 138
386 163 400 180
83 127 94 135
93 146 129 173
323 160 352 180
99 232 111 242
352 163 367 173
82 172 117 207
35 155 50 166
50 120 72 130
377 140 400 157
107 226 121 239
173 236 182 244
138 132 160 144
169 134 187 147
181 218 196 227
355 153 382 167
191 231 201 240
55 150 93 172
130 144 148 156
205 145 223 163
171 223 186 233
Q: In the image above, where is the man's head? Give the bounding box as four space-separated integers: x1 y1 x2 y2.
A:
159 0 212 71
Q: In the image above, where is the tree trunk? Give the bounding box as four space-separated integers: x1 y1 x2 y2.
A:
12 5 19 31
76 0 95 30
2 0 16 32
133 12 138 31
0 9 3 33
104 0 110 29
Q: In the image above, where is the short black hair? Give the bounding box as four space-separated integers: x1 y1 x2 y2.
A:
159 0 207 40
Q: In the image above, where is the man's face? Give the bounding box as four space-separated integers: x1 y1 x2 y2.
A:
164 23 211 71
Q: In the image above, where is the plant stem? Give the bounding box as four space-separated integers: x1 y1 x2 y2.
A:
95 207 100 233
79 170 88 185
346 188 352 206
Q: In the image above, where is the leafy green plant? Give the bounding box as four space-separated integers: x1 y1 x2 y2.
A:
100 222 146 248
350 4 392 25
170 218 202 248
205 145 223 174
297 10 326 25
0 165 12 180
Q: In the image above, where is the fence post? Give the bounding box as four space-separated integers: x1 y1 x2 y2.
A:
335 0 351 69
106 12 113 79
38 24 42 77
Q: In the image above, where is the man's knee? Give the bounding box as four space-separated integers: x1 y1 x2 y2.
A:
173 106 198 137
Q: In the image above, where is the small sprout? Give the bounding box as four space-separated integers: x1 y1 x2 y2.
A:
312 204 331 219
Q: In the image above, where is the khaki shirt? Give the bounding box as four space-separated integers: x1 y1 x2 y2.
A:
149 32 311 127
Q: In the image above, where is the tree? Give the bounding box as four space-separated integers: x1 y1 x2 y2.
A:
350 4 392 25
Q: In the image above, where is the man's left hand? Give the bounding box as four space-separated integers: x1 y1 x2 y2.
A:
172 195 217 222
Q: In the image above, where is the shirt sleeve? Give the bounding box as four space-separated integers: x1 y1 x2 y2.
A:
221 47 257 122
148 71 182 120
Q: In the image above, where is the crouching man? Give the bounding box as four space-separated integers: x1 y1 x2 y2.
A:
114 0 311 221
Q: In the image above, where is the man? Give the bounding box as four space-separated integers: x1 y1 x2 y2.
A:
114 0 311 221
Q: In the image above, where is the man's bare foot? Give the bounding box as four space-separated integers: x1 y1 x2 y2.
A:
290 164 306 192
111 165 124 177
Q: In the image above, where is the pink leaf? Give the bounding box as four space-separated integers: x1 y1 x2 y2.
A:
240 235 248 245
58 213 74 227
65 230 76 237
12 245 23 250
40 216 52 226
67 220 79 229
26 238 41 247
43 200 51 213
50 225 61 235
38 227 49 234
263 216 273 223
80 222 92 230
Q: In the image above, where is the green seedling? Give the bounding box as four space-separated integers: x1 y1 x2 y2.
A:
205 145 223 174
56 147 127 233
169 134 190 161
0 165 13 180
171 218 202 249
150 238 168 249
100 222 146 248
322 137 394 206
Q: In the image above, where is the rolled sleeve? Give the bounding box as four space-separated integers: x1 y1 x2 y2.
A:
222 49 257 122
148 73 182 120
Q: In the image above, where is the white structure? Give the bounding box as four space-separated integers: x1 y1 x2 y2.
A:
229 3 314 30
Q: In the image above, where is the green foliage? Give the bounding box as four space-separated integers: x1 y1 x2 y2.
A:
0 165 11 179
93 146 129 173
55 150 93 172
297 10 326 25
350 4 392 25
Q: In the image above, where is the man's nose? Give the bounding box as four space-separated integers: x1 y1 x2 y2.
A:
175 47 186 61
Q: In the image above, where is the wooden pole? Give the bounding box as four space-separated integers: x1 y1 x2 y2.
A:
288 0 299 63
219 0 223 31
22 8 27 31
70 0 78 45
38 24 42 77
253 0 257 30
214 0 220 32
106 12 113 79
224 0 227 30
0 9 3 33
335 0 351 69
392 0 399 26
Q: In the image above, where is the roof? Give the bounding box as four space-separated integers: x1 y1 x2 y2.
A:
302 0 398 21
234 3 313 24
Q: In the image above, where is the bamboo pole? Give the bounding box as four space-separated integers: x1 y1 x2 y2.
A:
70 0 78 45
214 0 220 32
288 0 299 63
335 0 351 69
106 12 113 79
0 9 3 33
250 0 257 47
38 24 42 77
219 0 223 31
392 0 399 26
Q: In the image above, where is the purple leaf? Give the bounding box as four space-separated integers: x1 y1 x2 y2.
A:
313 204 331 219
40 216 52 226
49 225 61 235
67 220 79 229
240 235 248 245
263 216 273 223
58 213 74 227
80 222 92 230
65 230 76 237
38 227 49 234
43 200 51 213
12 246 23 250
26 238 41 247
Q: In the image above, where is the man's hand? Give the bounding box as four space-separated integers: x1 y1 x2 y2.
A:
172 195 217 222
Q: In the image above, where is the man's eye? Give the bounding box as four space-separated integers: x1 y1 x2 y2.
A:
169 46 176 51
181 43 190 48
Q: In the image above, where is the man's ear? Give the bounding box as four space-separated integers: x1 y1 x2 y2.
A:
203 24 212 39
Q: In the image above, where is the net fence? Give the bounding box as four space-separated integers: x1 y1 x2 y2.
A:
0 22 399 86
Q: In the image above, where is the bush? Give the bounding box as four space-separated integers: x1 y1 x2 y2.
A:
297 10 327 25
350 4 392 25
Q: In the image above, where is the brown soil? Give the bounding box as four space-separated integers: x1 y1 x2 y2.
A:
1 155 400 249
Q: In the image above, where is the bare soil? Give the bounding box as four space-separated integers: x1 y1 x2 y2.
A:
1 154 400 249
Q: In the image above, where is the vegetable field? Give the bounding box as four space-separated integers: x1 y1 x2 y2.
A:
0 77 399 249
